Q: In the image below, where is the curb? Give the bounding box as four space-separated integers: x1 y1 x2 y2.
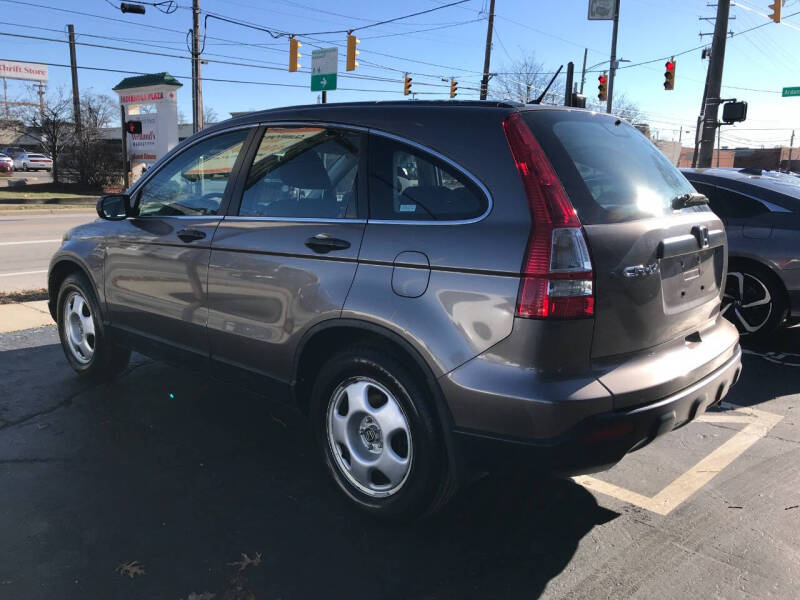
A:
0 196 99 205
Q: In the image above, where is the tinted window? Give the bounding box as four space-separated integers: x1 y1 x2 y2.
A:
523 111 698 224
137 129 249 217
239 127 360 219
707 187 768 219
368 136 487 221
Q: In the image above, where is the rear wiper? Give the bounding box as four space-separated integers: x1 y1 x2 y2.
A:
671 192 708 210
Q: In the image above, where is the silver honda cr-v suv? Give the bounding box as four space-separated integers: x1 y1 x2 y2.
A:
49 101 742 518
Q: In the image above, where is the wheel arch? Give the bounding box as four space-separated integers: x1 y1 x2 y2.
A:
48 258 100 321
292 318 460 473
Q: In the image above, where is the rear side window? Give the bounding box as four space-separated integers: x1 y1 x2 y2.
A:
239 126 360 219
368 135 487 221
698 185 768 219
523 111 698 224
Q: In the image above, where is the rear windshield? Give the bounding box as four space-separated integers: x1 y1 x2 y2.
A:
523 110 699 224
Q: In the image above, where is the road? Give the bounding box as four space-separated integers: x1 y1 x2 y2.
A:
0 211 95 292
0 321 797 599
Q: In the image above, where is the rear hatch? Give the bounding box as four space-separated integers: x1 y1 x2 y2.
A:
522 109 733 407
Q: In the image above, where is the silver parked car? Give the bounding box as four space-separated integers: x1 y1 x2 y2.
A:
13 152 52 172
49 102 741 518
682 167 800 337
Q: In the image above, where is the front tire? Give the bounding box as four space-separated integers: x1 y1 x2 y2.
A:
22 163 28 171
723 262 787 338
57 273 131 380
310 345 454 519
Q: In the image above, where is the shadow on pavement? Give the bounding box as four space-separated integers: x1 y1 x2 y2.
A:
0 341 618 600
726 323 800 409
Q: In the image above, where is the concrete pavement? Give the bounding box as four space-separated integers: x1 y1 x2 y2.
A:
0 211 95 292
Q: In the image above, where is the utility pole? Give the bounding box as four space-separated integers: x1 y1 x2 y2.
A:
479 0 496 100
191 0 203 133
564 62 574 107
606 0 621 113
37 82 45 119
697 0 730 167
716 126 722 167
579 47 588 93
788 130 795 171
67 24 81 135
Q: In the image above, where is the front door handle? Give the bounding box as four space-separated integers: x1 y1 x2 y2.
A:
304 234 351 254
177 229 207 243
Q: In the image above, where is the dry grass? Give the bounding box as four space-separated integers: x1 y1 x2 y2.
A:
0 288 48 304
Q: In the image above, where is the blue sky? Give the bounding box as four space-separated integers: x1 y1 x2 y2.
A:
1 0 799 147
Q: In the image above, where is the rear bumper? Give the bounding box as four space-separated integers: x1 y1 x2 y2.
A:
453 345 742 475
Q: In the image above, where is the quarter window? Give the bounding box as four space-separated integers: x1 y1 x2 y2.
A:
368 136 487 221
238 127 360 219
136 129 250 216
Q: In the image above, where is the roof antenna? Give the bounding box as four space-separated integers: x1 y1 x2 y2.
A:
532 65 563 105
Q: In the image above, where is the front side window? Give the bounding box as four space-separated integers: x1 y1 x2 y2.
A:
137 129 250 217
368 136 488 221
238 127 360 219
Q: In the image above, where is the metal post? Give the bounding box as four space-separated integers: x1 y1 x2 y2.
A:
67 24 81 135
716 125 721 167
120 105 129 189
697 0 730 167
677 127 684 166
479 0 496 100
564 62 574 107
579 47 588 93
191 0 203 133
788 130 795 171
2 78 7 118
606 0 621 113
321 90 327 104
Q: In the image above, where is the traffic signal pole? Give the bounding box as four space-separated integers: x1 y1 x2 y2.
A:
479 0 496 100
606 0 621 113
697 0 730 167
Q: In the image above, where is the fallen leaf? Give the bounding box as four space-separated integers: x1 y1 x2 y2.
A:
227 552 261 572
116 561 146 578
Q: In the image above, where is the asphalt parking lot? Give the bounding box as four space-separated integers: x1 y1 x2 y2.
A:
1 324 798 599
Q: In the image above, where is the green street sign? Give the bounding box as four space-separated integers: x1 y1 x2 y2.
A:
311 47 338 92
311 73 337 92
782 86 800 97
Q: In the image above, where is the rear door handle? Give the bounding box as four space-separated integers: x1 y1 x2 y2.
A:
304 234 351 254
177 229 207 243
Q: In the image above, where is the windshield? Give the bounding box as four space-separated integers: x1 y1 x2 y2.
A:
522 110 699 224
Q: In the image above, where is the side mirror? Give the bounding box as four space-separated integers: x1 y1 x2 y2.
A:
96 194 130 220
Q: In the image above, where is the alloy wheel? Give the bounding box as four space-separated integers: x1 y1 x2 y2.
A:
326 377 413 498
63 291 96 364
722 271 772 334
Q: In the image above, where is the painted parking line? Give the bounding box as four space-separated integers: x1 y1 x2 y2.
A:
0 239 61 246
742 348 800 367
0 270 48 278
574 404 783 515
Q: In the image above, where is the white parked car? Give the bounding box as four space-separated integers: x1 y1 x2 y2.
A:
14 153 52 172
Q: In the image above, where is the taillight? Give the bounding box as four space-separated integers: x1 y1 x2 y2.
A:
502 112 594 319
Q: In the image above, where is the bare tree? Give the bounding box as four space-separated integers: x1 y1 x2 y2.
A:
70 92 121 187
492 53 565 105
18 88 73 184
203 105 219 124
586 92 645 124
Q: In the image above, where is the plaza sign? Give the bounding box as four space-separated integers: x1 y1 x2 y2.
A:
0 59 48 82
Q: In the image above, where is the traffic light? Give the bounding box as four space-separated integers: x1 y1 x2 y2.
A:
404 73 412 96
120 2 145 14
597 72 607 101
346 33 359 71
664 58 676 90
289 37 301 72
125 120 142 135
449 78 458 98
768 0 781 23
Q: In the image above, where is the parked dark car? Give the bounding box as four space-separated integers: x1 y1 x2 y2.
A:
49 102 741 518
682 167 800 337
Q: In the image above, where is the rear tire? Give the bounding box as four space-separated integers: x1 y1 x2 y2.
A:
723 262 787 338
22 163 28 171
310 344 455 519
57 273 131 381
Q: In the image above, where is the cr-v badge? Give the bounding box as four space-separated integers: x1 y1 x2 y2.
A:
623 263 660 278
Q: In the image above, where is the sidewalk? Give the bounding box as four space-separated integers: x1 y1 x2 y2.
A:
0 300 54 333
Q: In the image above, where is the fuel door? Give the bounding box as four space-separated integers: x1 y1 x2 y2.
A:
392 251 430 298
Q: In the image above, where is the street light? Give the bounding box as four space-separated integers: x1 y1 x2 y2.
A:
580 58 630 93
